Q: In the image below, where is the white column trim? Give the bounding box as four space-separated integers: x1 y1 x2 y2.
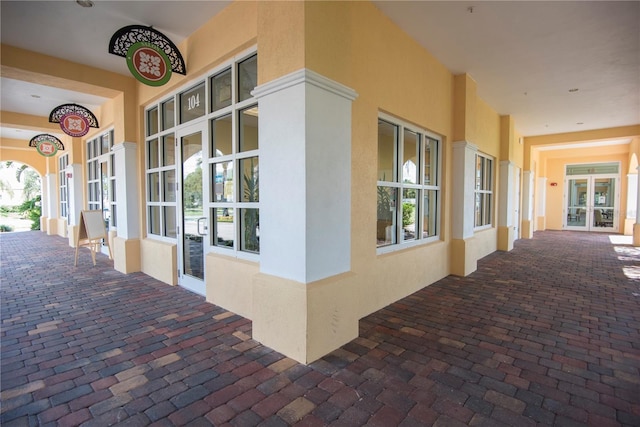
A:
253 68 358 102
112 142 140 239
452 141 478 240
522 171 534 221
498 160 514 228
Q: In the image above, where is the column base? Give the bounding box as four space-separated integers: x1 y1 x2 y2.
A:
633 223 640 247
451 237 477 277
114 236 140 273
521 220 534 239
252 272 358 364
497 225 514 251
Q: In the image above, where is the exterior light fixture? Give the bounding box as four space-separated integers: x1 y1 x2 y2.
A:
568 88 579 92
76 0 94 7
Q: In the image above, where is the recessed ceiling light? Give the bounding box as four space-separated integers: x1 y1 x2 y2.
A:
568 88 579 93
30 95 41 99
576 122 584 125
76 0 94 7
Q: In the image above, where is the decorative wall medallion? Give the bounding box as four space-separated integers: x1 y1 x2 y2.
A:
49 104 99 137
109 25 186 86
126 42 172 86
29 134 64 157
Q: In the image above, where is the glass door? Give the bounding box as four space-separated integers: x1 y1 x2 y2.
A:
177 122 208 296
565 175 618 232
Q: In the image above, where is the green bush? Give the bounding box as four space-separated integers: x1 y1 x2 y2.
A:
0 224 14 232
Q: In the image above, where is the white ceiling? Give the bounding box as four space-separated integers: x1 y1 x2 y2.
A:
1 0 638 144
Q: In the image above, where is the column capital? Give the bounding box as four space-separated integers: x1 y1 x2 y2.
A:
252 68 358 101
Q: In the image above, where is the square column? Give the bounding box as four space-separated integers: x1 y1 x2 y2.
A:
251 69 357 363
112 142 141 273
42 173 57 234
498 160 515 251
66 163 83 247
521 171 534 238
451 141 478 276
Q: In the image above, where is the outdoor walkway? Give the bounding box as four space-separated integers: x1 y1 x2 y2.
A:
1 231 639 426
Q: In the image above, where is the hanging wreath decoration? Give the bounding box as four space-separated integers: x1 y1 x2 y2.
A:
48 103 99 138
29 134 64 157
108 25 186 86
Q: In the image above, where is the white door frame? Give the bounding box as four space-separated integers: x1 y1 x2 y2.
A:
176 121 209 296
564 173 620 232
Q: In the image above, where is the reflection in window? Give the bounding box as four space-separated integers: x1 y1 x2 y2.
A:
211 115 232 156
213 207 234 248
377 116 441 249
474 154 493 227
239 107 259 152
238 54 257 102
211 68 232 112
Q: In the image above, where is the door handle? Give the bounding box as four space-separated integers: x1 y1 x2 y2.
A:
197 217 208 236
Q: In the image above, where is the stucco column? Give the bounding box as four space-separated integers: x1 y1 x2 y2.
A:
251 69 358 363
66 163 83 247
633 168 640 246
536 177 547 230
451 141 478 276
42 173 57 235
521 171 534 238
112 142 141 273
498 160 515 251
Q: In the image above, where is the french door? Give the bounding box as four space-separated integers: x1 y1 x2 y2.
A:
565 174 618 232
177 122 209 296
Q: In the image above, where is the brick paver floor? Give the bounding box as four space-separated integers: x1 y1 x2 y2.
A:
1 230 639 426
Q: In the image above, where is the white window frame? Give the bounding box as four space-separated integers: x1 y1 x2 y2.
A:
58 154 69 220
144 48 259 261
86 129 116 230
474 152 494 229
377 113 442 254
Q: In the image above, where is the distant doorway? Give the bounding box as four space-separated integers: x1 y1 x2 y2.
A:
564 163 619 232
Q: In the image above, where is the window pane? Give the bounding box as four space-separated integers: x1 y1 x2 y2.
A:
111 205 117 227
147 107 158 136
423 190 437 238
377 186 397 247
164 206 177 238
484 194 492 225
378 120 397 182
484 159 492 190
101 133 110 154
149 206 160 235
148 172 160 202
148 138 159 169
475 193 482 226
211 115 232 157
162 134 175 166
213 207 234 248
240 208 259 253
163 170 176 202
179 82 205 124
238 54 257 102
162 99 175 130
402 130 418 184
239 107 259 152
402 188 416 241
211 68 232 112
424 138 437 186
240 157 259 202
476 156 483 190
213 161 234 202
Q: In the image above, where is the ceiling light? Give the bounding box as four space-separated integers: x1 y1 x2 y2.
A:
76 0 94 7
30 95 41 99
576 122 584 125
568 88 579 92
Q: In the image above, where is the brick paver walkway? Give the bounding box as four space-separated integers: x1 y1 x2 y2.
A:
1 231 639 426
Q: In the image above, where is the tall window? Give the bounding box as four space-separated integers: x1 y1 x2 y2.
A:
144 52 259 255
146 128 177 239
58 154 69 219
475 153 493 228
209 54 259 254
377 115 441 250
86 130 116 229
